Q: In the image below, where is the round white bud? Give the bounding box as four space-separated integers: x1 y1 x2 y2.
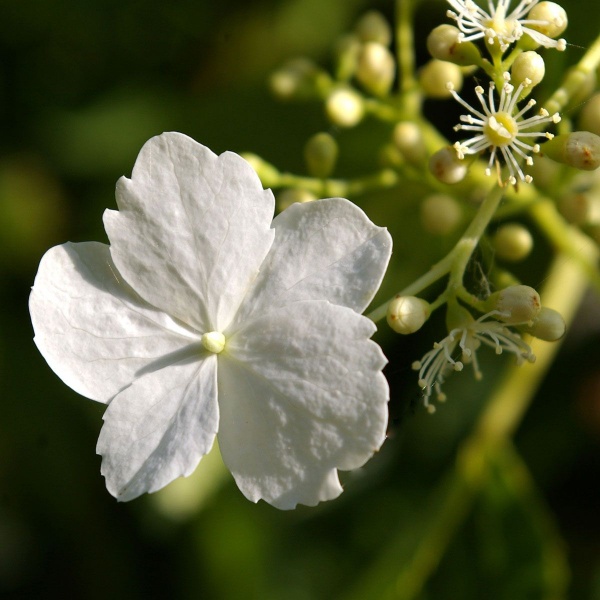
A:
387 295 431 334
325 88 365 127
485 285 541 324
355 11 392 46
419 60 463 99
429 147 468 184
304 133 339 178
269 59 320 100
543 131 600 171
277 188 317 212
511 52 545 89
393 121 426 165
426 24 481 66
492 223 534 262
519 307 566 341
527 2 568 39
356 42 396 96
579 93 600 136
420 194 463 235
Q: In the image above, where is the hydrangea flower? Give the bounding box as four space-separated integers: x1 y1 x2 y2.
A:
412 308 535 412
448 74 560 184
29 132 392 509
446 0 567 52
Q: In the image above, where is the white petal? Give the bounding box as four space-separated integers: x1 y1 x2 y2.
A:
218 301 389 510
104 132 275 331
97 356 219 501
29 242 199 403
232 198 392 326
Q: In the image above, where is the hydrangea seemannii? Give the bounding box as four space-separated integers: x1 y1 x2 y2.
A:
29 132 393 510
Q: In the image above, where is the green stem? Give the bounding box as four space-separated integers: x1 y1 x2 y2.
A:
396 0 416 95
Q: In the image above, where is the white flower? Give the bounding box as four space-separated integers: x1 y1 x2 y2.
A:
446 0 567 53
412 308 535 412
448 74 560 184
29 132 392 509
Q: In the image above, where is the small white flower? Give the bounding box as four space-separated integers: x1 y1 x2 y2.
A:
29 132 393 509
446 0 567 52
448 74 560 184
412 308 535 412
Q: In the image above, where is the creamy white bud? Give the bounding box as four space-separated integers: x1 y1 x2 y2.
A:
511 52 545 89
269 59 320 100
426 24 481 66
356 42 396 96
355 10 392 46
519 307 566 341
528 2 568 39
429 147 468 184
485 285 541 324
492 223 534 262
420 194 463 235
325 88 365 127
419 60 463 99
544 131 600 171
387 295 430 334
304 133 339 178
393 122 426 165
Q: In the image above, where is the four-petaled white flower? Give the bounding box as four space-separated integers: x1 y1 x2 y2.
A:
447 0 567 52
412 307 535 412
29 132 393 509
448 73 560 184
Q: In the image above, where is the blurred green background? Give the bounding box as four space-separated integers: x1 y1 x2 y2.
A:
1 0 600 598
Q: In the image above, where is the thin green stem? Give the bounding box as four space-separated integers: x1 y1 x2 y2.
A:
396 0 416 95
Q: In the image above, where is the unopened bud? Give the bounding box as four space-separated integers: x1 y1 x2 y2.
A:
356 42 396 96
484 285 541 324
519 307 566 341
355 11 392 46
393 122 426 165
304 133 338 178
511 52 545 89
419 60 463 99
420 194 462 235
426 24 481 66
527 2 568 39
558 192 598 225
277 188 317 212
429 146 468 183
269 59 322 100
325 88 364 127
241 153 280 187
543 131 600 171
387 295 431 334
579 93 600 136
492 223 534 262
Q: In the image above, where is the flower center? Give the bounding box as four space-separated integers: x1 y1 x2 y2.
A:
484 112 518 146
201 331 226 354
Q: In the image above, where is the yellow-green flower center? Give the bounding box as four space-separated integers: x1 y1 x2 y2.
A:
201 331 226 354
484 112 518 147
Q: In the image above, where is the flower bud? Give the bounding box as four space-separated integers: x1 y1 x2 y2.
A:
429 146 468 184
527 2 568 39
356 42 396 96
543 131 600 171
269 59 321 100
277 188 317 211
426 24 481 66
393 122 426 165
518 307 566 341
558 192 595 225
420 194 462 235
333 34 361 81
511 52 545 89
492 223 534 262
241 153 280 187
355 10 392 46
419 60 463 99
325 88 364 127
579 93 600 136
304 133 339 178
484 285 541 324
387 295 431 334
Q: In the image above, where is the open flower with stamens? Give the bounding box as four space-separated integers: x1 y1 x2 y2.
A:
446 0 567 53
412 307 535 412
448 74 560 184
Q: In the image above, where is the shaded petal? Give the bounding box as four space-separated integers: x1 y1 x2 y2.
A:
104 132 275 331
218 300 388 509
29 242 199 404
231 198 392 327
97 356 218 501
